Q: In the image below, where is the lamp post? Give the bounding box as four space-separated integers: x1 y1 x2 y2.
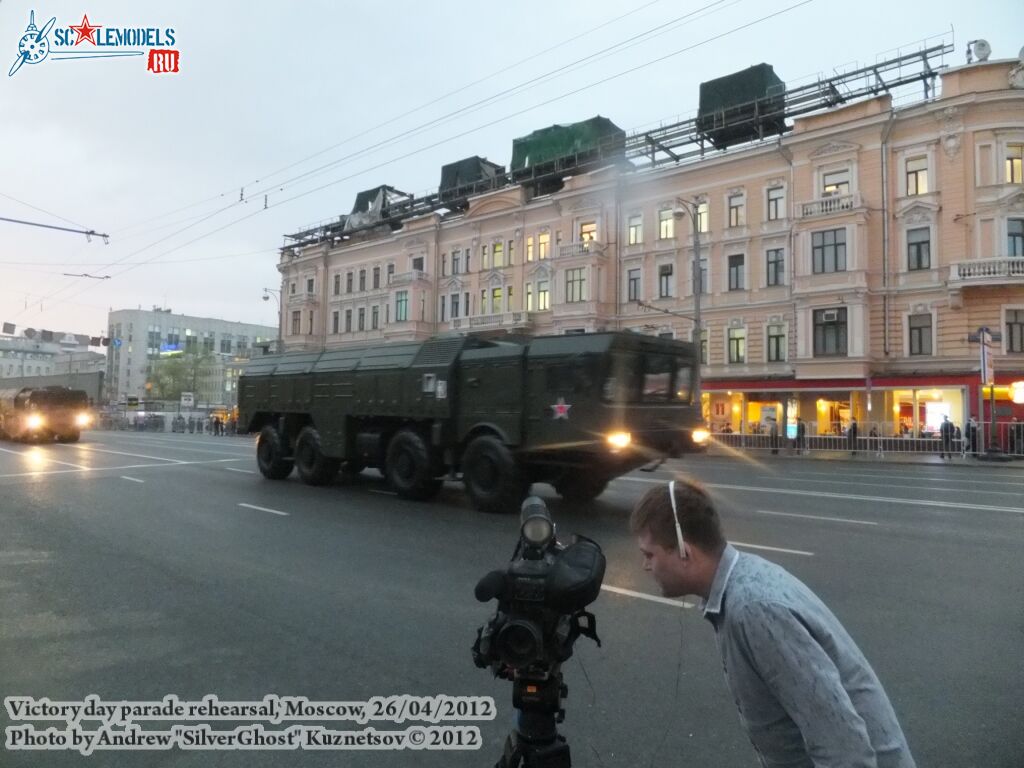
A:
670 198 704 408
263 288 282 353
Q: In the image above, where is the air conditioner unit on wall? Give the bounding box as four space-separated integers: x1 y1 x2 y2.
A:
821 309 839 322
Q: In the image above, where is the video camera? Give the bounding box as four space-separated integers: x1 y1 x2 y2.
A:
472 496 605 768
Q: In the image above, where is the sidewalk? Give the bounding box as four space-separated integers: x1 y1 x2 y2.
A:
702 444 1024 468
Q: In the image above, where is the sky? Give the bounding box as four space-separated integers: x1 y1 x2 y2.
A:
0 0 1019 343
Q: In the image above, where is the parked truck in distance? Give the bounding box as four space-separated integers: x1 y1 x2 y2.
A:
237 331 709 513
0 386 92 443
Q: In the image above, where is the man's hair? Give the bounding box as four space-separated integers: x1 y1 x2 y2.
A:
629 479 726 553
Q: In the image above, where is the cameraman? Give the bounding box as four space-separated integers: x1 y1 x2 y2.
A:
630 480 915 768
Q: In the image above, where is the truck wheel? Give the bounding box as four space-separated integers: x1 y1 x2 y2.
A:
294 426 340 486
56 430 81 443
462 435 528 514
555 473 610 504
257 425 294 480
385 430 440 500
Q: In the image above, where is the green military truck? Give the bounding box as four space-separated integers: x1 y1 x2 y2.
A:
0 386 91 443
237 331 708 513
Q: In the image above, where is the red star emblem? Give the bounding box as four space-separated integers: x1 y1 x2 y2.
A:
551 397 572 420
69 14 102 46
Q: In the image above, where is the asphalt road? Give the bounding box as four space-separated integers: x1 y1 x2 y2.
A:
1 432 1022 767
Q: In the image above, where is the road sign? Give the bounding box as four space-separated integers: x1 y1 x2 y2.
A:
180 392 194 408
126 396 139 409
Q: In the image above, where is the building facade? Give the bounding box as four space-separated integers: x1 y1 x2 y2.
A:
277 58 1024 438
106 308 276 406
0 332 93 380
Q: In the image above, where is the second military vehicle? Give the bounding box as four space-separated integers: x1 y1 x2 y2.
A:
237 331 708 513
0 386 92 443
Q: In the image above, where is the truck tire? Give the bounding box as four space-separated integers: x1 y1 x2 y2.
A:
385 430 441 500
462 435 528 514
56 430 81 443
257 425 294 480
555 473 610 504
294 426 340 486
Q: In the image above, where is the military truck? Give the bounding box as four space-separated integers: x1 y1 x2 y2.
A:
0 386 91 443
237 331 708 513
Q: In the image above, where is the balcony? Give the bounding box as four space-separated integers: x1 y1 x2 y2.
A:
388 269 429 287
797 192 860 219
949 257 1024 285
558 241 605 258
450 311 533 332
286 292 318 306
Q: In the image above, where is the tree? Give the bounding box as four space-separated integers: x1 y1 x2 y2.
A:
149 352 215 401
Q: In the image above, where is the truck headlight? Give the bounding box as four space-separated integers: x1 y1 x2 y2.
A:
75 412 92 427
691 427 711 445
606 431 632 450
26 414 45 430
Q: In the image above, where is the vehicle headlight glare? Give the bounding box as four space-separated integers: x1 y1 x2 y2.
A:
75 412 91 427
26 414 45 430
691 427 711 445
606 431 632 449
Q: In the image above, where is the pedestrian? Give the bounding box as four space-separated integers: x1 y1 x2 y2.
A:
187 416 194 434
967 417 979 456
939 414 955 459
796 417 806 454
631 480 916 768
1010 417 1020 456
769 417 779 455
848 417 859 455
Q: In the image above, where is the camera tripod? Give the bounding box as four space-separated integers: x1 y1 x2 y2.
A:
494 671 571 768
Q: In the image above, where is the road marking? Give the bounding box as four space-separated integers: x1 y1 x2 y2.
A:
601 584 696 609
0 445 90 469
101 435 254 456
370 489 398 496
58 444 187 463
120 476 145 483
238 502 289 517
225 467 256 474
751 474 1024 498
732 541 814 557
615 476 1024 514
756 509 879 526
0 458 243 479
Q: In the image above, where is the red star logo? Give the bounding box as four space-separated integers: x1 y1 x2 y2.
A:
69 14 102 46
551 397 572 420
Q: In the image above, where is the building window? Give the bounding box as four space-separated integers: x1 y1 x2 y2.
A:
812 228 847 273
628 268 641 302
727 254 744 291
452 251 461 275
441 254 447 277
373 266 381 289
411 256 424 272
728 195 745 227
1009 219 1024 257
358 270 366 291
306 277 315 294
537 280 550 310
450 294 460 319
333 274 341 295
538 233 550 260
579 221 597 242
523 283 533 311
395 292 408 322
344 309 352 333
766 248 784 286
332 311 339 334
1006 309 1024 352
651 263 671 298
480 244 489 270
290 311 301 335
822 169 850 196
346 272 353 293
767 324 786 362
659 209 674 239
493 242 504 268
727 328 746 364
628 215 643 245
909 314 932 356
491 287 502 314
767 186 784 221
371 305 379 329
1007 144 1023 184
907 227 931 270
480 289 487 314
289 281 296 295
508 240 515 265
357 307 365 331
565 268 586 303
526 237 534 262
906 156 928 196
387 264 395 282
699 329 708 365
695 202 709 233
813 308 848 357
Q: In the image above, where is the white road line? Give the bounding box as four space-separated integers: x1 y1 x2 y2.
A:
601 584 696 609
238 502 289 517
370 489 398 496
682 462 1024 488
225 468 256 474
0 445 91 470
615 476 1024 514
120 476 145 483
757 509 878 526
0 458 243 479
751 474 1024 498
100 436 254 456
732 541 814 556
55 444 186 463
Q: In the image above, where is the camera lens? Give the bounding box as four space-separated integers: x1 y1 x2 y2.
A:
497 620 543 667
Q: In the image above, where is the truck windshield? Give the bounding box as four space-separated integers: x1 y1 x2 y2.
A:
603 353 693 404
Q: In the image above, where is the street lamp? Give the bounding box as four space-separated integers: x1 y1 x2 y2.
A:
671 198 704 408
263 288 282 353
